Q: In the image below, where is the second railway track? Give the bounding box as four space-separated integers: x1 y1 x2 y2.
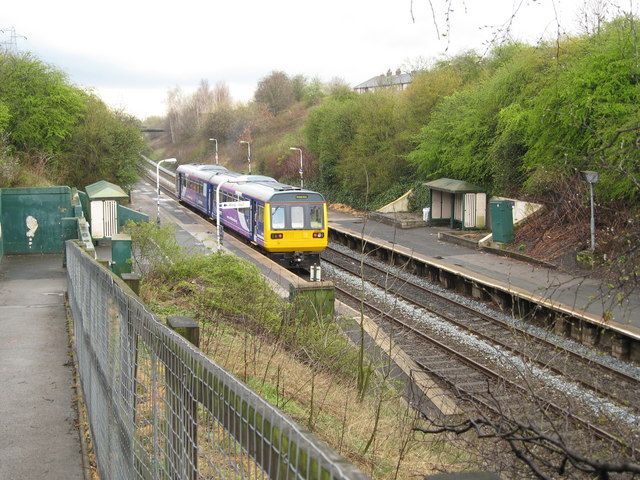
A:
322 245 640 415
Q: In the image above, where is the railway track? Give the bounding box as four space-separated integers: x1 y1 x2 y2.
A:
322 245 640 415
334 284 623 442
323 247 640 466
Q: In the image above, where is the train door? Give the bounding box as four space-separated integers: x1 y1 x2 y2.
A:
254 203 265 243
207 184 215 217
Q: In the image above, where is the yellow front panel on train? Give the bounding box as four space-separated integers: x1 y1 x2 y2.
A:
263 203 328 253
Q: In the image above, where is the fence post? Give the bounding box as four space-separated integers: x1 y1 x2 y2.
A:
167 316 199 480
121 272 141 295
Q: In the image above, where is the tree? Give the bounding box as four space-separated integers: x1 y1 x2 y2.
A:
254 71 295 115
61 95 145 189
0 53 84 153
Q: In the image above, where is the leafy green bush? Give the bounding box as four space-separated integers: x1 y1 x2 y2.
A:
0 53 85 153
0 52 144 190
407 182 431 212
61 95 145 189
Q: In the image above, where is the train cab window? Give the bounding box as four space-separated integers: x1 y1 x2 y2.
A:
271 206 286 229
291 206 305 229
309 205 324 229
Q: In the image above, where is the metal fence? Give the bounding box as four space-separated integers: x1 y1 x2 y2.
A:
66 240 365 480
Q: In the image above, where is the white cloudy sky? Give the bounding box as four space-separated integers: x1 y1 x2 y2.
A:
1 0 636 119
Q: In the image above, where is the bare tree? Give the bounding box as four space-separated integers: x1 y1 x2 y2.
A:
254 71 295 115
577 0 612 34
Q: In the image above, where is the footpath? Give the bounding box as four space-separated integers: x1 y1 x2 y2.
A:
0 254 84 479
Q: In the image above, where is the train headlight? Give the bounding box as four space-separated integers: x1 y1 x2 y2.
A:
313 232 324 238
271 233 283 239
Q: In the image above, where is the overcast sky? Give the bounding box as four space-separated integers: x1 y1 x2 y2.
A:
1 0 637 119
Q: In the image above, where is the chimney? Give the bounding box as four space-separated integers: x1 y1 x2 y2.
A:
386 69 392 76
395 68 401 75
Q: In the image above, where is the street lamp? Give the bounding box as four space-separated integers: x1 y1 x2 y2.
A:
209 138 218 165
289 147 304 188
582 170 599 252
240 140 251 174
156 158 177 224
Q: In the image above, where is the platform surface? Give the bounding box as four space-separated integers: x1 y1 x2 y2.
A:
329 210 640 332
0 254 84 479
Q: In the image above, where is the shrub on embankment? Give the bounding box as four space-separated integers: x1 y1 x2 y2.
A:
304 17 640 208
0 52 146 189
126 221 475 478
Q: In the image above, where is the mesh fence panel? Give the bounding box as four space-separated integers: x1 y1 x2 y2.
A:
67 241 366 480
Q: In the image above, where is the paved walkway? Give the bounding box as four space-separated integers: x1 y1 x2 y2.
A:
330 210 640 334
0 254 83 480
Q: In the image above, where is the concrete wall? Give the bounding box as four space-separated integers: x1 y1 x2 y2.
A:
490 196 542 226
1 187 73 254
377 188 412 213
117 204 149 228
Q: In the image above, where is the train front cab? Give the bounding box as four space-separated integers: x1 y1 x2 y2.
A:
263 197 328 269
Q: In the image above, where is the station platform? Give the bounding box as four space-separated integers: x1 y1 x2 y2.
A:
329 210 640 336
0 254 83 479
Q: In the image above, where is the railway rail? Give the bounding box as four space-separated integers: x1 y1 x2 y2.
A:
322 246 640 414
327 260 640 478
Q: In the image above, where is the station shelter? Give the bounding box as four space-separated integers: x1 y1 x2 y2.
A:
424 178 487 229
85 180 129 239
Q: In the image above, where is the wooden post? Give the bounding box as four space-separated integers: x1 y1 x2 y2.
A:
168 316 199 347
167 316 199 480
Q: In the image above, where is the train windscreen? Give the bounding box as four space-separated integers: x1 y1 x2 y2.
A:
270 204 324 230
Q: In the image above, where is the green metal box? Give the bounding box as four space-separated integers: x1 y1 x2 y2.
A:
111 234 133 276
490 200 514 243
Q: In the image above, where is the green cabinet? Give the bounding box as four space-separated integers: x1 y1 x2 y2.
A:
111 234 132 275
490 200 514 243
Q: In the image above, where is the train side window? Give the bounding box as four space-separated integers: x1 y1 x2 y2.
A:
271 206 285 230
291 206 304 229
309 205 323 229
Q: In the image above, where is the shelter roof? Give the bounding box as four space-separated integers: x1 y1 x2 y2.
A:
85 180 129 200
424 178 484 193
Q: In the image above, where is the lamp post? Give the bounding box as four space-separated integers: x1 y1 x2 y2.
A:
240 140 251 174
289 147 304 188
582 170 599 252
209 138 218 165
156 158 177 224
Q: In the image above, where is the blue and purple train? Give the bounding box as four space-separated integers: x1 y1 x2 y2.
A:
176 164 328 268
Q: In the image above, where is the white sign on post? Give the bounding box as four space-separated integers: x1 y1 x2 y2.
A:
219 201 251 209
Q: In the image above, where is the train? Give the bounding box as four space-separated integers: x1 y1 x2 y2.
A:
176 164 328 268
